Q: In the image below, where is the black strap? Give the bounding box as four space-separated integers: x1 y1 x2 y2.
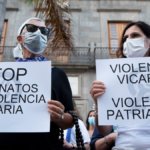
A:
67 111 85 150
59 111 85 150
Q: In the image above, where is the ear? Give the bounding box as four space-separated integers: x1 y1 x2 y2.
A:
17 36 23 44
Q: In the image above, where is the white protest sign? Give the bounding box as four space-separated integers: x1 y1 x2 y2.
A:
96 58 150 125
0 61 51 132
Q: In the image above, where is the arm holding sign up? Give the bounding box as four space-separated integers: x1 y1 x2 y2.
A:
17 18 74 130
90 22 150 150
49 67 75 130
90 81 112 136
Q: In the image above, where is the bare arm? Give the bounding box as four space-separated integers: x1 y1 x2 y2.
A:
73 143 90 150
95 104 112 136
63 140 90 150
95 133 117 150
56 113 74 129
84 143 90 150
90 81 112 136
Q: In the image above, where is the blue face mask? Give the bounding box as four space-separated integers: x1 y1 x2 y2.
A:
88 117 95 126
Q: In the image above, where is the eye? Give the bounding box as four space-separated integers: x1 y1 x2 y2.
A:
132 33 140 38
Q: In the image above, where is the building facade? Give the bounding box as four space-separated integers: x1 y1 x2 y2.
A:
1 0 150 122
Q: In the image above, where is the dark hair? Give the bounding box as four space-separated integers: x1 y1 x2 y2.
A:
72 99 83 121
86 110 95 130
116 21 150 58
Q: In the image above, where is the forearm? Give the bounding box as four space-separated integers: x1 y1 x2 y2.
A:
55 113 74 129
95 138 110 150
95 104 112 136
84 143 90 150
72 143 90 150
95 134 114 150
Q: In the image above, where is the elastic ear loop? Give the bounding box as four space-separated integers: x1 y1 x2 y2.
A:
17 44 23 56
144 38 150 50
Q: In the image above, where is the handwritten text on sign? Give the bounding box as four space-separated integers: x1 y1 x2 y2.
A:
96 58 150 125
0 61 51 132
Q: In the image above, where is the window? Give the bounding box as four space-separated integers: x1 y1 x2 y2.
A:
0 20 7 47
108 22 129 54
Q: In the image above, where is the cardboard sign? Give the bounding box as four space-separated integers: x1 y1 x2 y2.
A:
0 61 51 132
96 58 150 125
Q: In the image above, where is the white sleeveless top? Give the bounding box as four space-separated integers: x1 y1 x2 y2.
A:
115 125 150 150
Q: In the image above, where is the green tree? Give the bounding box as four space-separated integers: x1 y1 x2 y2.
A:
19 0 74 50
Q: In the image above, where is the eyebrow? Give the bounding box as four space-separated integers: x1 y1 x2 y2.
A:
123 31 142 39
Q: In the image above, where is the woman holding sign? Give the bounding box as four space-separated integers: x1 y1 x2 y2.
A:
90 21 150 150
0 17 74 150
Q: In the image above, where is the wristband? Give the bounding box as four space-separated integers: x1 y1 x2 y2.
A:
104 136 111 146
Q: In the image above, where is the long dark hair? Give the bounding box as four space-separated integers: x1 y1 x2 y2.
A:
116 21 150 58
72 99 83 121
86 110 95 130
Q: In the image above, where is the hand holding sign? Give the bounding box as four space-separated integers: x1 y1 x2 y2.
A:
90 81 106 104
0 61 51 132
47 100 65 123
96 58 150 125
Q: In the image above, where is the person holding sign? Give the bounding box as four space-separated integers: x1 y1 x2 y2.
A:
90 21 150 150
0 17 74 150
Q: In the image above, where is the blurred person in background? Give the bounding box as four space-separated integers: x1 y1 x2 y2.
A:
63 100 90 150
86 110 95 139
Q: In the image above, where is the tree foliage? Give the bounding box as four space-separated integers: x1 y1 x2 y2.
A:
19 0 74 51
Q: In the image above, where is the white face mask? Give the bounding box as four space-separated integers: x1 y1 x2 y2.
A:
123 38 149 58
22 30 47 54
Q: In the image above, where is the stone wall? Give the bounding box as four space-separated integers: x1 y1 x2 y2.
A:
5 0 36 46
70 0 150 47
4 0 150 122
